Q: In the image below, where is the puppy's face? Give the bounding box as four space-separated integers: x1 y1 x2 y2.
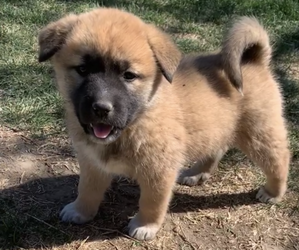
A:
38 8 181 144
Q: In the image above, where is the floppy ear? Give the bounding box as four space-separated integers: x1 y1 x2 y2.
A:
146 24 182 83
38 14 78 62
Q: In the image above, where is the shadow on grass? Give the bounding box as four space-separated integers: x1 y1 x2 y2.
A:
272 28 299 162
0 174 260 249
275 68 299 125
273 28 299 61
273 27 299 122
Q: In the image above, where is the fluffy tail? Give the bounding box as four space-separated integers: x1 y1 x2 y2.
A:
221 16 272 95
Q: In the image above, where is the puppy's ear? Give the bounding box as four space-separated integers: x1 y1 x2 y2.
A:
147 24 182 83
38 14 78 62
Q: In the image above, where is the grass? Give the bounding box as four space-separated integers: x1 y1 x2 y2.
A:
0 0 299 249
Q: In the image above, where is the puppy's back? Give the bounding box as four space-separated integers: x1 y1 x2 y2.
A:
171 17 281 158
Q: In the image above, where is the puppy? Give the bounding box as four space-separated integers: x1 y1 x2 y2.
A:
38 8 290 241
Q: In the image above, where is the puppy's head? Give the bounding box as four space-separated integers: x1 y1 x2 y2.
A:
38 8 181 144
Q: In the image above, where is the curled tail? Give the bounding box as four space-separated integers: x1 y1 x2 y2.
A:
221 16 272 95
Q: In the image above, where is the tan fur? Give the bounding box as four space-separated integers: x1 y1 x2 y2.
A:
221 16 272 94
38 9 290 241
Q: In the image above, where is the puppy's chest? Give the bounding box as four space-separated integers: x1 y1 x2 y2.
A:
104 158 134 176
81 143 136 177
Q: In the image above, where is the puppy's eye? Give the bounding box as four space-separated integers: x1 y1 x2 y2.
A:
75 65 88 76
123 71 137 82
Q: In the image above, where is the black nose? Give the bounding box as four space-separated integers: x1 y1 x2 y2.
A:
92 101 113 117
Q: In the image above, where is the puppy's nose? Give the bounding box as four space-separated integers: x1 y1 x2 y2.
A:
92 101 113 117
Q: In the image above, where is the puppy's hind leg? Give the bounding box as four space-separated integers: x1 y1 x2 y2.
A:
177 148 226 186
60 153 113 224
236 118 290 204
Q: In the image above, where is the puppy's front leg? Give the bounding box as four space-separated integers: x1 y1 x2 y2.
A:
60 153 112 224
128 168 177 240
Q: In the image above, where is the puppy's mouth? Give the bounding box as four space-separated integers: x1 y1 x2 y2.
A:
90 123 114 139
90 123 116 139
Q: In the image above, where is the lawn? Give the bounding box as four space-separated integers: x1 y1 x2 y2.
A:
0 0 299 249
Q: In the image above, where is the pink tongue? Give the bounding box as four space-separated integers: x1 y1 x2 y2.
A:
92 124 113 139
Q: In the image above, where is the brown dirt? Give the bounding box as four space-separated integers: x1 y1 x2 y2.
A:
0 125 298 250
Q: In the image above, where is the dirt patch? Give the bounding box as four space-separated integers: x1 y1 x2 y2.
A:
0 125 298 250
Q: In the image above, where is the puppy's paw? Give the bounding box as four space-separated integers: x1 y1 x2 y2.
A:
60 201 94 224
177 171 211 186
128 215 160 241
256 186 282 204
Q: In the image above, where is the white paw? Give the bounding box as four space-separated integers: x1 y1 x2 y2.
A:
60 201 93 224
177 172 211 186
256 186 282 204
128 215 160 241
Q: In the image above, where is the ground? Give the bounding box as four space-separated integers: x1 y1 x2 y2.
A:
0 0 299 249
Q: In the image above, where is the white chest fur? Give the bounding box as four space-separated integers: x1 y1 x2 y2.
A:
74 142 134 177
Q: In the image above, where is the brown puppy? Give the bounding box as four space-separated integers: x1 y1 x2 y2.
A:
38 8 290 241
